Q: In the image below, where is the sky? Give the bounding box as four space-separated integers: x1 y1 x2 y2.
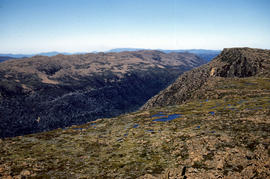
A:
0 0 270 53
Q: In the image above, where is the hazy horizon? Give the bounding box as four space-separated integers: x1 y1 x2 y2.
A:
1 0 270 53
0 47 223 55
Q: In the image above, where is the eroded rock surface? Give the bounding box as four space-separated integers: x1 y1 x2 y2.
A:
142 48 270 109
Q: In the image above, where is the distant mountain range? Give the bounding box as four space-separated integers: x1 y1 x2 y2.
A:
0 48 221 62
107 48 221 54
108 48 221 61
0 51 82 59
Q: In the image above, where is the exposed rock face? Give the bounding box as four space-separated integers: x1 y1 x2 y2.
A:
142 66 211 109
142 48 270 109
213 48 269 77
0 50 206 137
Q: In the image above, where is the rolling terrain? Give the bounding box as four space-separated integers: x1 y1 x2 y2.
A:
108 48 221 61
0 49 220 63
0 56 17 63
0 50 206 137
0 48 269 178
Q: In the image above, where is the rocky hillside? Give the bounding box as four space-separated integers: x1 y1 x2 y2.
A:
0 71 269 178
0 56 16 63
0 50 206 138
0 47 269 178
142 48 270 109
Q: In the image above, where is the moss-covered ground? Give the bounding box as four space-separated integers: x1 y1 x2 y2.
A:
0 77 270 178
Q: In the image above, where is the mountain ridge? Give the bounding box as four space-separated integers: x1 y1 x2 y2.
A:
142 47 270 109
0 48 221 62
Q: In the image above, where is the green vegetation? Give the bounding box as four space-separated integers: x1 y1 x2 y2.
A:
0 77 269 178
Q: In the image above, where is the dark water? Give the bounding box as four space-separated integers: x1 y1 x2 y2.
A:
133 124 139 128
153 114 181 122
209 111 215 115
151 112 167 118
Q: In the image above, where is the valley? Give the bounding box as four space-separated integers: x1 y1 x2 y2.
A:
0 47 269 178
0 50 206 137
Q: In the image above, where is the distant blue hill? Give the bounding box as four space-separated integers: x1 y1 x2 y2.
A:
107 48 147 53
159 49 221 54
0 56 17 63
0 52 74 59
38 51 69 56
0 52 86 62
0 54 32 59
107 48 221 61
0 48 221 62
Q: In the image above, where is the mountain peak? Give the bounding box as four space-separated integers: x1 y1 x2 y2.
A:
142 47 270 109
211 47 270 78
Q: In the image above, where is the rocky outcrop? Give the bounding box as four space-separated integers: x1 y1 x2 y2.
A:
141 65 211 109
212 48 269 77
142 48 270 109
0 50 206 137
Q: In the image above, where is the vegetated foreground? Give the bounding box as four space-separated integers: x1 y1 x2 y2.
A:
1 77 269 178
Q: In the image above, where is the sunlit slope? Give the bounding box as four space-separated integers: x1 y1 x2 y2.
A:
1 77 269 178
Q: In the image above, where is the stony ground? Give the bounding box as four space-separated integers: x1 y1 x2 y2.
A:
0 77 270 178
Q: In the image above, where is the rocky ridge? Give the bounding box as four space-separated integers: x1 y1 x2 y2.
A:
142 48 270 109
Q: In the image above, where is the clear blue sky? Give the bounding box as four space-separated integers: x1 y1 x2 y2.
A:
0 0 270 53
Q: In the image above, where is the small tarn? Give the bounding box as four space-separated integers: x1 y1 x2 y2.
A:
153 114 181 122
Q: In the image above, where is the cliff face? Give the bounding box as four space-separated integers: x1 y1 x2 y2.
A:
142 48 270 109
0 50 206 137
212 48 270 77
